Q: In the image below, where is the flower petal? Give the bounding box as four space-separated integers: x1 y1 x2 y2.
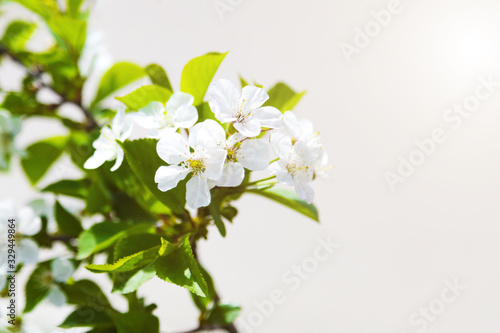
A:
295 178 315 204
166 92 195 111
186 174 211 209
205 149 227 180
155 165 189 192
84 148 115 170
172 105 198 129
268 161 294 186
234 117 261 137
238 139 270 171
46 285 67 307
112 107 134 141
156 132 190 164
270 131 292 160
18 207 41 236
207 79 240 122
110 147 124 172
283 111 314 139
216 162 245 187
241 85 269 109
19 238 39 264
255 106 283 129
51 258 75 282
188 119 226 150
134 101 166 129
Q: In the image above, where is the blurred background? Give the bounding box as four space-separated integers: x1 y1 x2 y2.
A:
2 0 500 332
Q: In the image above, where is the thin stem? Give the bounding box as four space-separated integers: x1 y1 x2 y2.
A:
244 175 276 187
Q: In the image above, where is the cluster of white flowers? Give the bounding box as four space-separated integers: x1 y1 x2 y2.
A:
0 200 75 307
84 79 329 209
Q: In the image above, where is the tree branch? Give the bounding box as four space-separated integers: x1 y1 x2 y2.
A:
0 44 99 131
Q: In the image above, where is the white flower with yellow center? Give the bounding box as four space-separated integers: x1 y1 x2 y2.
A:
84 108 133 172
190 122 270 187
269 112 328 204
155 120 227 209
135 92 198 138
207 79 283 137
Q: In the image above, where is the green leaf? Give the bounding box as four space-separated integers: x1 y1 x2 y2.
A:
1 21 36 52
112 264 156 294
209 197 226 237
77 222 155 259
122 139 186 215
77 222 126 259
239 75 249 88
86 178 112 214
48 16 87 54
24 261 52 313
154 237 208 297
66 0 84 18
11 0 59 21
62 279 112 310
197 101 218 123
54 200 83 237
145 64 172 91
42 178 90 198
180 52 227 105
59 306 114 328
107 160 172 216
191 264 216 311
20 136 68 185
111 311 159 333
116 85 172 110
91 62 147 107
248 188 319 222
114 234 162 261
264 82 306 112
205 304 241 326
85 246 160 273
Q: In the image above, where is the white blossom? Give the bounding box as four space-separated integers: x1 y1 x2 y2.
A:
84 108 133 171
207 79 282 137
269 112 329 203
191 124 270 187
0 200 42 266
155 120 227 209
134 92 198 138
51 258 75 282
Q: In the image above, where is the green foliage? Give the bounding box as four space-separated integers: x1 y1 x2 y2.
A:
249 188 319 222
145 63 172 91
1 21 36 52
77 222 154 260
55 200 83 237
0 3 324 331
91 62 147 107
154 237 208 297
60 306 114 328
66 0 85 18
121 139 186 215
264 82 306 112
116 85 172 110
24 261 52 313
180 52 227 105
20 136 68 185
205 303 241 326
48 16 87 54
11 0 59 21
42 178 90 198
85 246 159 273
111 311 159 333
